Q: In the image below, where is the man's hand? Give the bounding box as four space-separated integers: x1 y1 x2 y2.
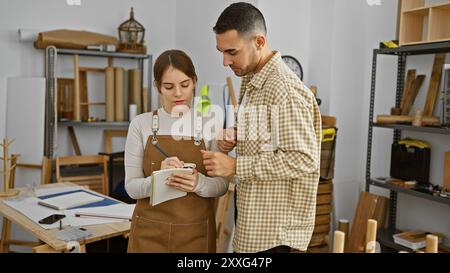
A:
217 128 237 153
201 150 236 177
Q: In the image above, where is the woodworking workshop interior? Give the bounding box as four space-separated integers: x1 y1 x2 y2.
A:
0 0 449 257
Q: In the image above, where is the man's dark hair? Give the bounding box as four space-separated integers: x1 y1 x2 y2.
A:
213 2 267 37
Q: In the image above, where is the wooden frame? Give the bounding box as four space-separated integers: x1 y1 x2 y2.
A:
73 55 114 121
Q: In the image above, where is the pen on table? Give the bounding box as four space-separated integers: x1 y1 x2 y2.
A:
75 213 131 222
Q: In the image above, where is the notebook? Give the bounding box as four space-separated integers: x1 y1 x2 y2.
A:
38 191 104 210
150 168 193 206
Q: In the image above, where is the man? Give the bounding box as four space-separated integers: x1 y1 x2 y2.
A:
201 2 322 253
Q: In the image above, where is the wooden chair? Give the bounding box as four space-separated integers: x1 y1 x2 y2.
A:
56 155 109 195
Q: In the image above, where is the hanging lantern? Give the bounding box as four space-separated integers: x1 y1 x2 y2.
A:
118 7 147 54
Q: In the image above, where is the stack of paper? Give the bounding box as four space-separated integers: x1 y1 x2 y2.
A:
72 204 135 221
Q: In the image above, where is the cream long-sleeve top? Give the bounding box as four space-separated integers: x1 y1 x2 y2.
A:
125 107 229 200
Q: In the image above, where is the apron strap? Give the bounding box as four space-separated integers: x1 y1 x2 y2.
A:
151 109 203 146
194 109 203 146
151 110 159 144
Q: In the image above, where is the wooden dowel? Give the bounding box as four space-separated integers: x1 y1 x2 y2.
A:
426 234 438 253
338 219 350 247
333 231 345 253
365 219 377 253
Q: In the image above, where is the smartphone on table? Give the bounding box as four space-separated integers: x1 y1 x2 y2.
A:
38 214 66 225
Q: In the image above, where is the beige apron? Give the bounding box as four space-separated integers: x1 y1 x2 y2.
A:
127 111 216 253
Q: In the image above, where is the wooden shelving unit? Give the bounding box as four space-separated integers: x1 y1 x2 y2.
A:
400 0 450 45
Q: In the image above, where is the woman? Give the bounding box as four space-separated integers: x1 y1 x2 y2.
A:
124 50 229 253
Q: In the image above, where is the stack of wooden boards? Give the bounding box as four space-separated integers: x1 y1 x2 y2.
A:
306 116 336 253
377 54 445 126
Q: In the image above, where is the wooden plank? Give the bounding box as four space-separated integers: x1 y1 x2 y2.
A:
79 67 106 73
67 126 81 156
316 193 332 205
444 152 450 190
376 115 440 125
16 163 41 169
80 102 106 106
308 233 329 247
226 77 238 108
41 156 52 185
396 0 403 40
58 155 105 165
423 54 446 116
318 181 333 194
401 0 425 11
306 244 328 253
313 224 330 234
401 75 425 115
400 69 416 110
316 204 332 215
79 71 89 121
73 55 80 121
346 192 389 253
315 214 331 226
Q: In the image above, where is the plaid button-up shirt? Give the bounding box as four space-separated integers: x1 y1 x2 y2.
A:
233 52 322 252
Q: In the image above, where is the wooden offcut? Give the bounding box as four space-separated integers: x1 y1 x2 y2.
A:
376 114 439 125
346 192 389 253
444 152 450 191
400 69 416 111
401 75 425 115
105 67 115 122
79 70 89 121
73 55 81 121
322 116 336 128
128 69 142 114
426 234 439 253
57 78 74 120
226 77 238 109
423 54 446 116
333 231 345 253
68 126 81 156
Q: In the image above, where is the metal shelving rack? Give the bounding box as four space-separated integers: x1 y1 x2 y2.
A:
44 47 152 159
365 41 450 252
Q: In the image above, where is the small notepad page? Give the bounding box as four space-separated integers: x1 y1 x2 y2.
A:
150 168 192 206
38 191 104 210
